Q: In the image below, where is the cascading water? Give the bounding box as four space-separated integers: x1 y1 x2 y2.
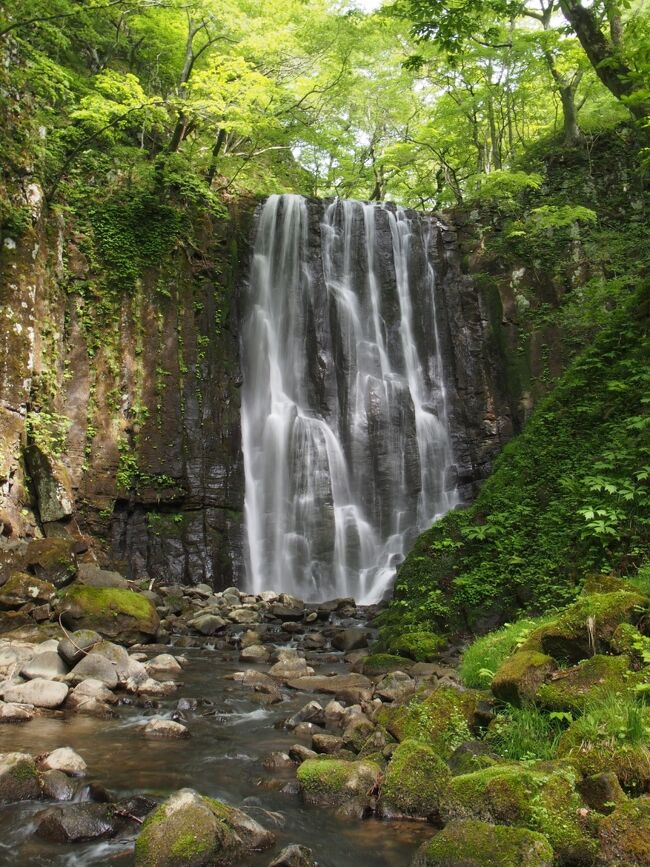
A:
241 193 458 604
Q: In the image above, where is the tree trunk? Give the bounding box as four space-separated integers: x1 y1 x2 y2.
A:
206 128 227 185
559 84 581 145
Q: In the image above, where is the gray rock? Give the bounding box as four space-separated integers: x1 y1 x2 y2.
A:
21 651 68 681
240 644 270 663
268 844 317 867
77 565 129 589
288 744 317 764
57 630 102 666
68 654 118 689
142 718 190 739
146 653 182 674
189 613 227 635
0 701 33 723
34 803 117 842
41 747 87 776
286 673 371 695
3 678 68 708
0 752 40 802
332 627 369 652
374 671 416 703
284 701 325 730
312 733 344 755
40 769 77 801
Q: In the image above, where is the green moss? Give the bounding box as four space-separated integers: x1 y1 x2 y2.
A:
536 654 634 711
597 796 650 865
492 651 556 706
413 819 554 866
10 761 38 783
386 631 446 662
62 584 152 620
296 759 381 813
361 653 415 675
169 832 210 859
375 687 477 759
380 739 451 820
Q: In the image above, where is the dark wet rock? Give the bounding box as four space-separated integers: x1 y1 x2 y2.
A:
311 733 344 755
577 772 627 815
0 752 40 802
57 629 102 666
134 788 274 867
23 538 78 588
284 701 325 731
35 802 118 842
288 745 317 764
268 844 317 867
40 769 77 801
410 820 553 866
3 677 68 708
21 650 68 680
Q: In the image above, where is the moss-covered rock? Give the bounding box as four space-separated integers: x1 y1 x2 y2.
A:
521 590 647 663
410 819 554 866
379 739 451 820
491 651 556 705
361 653 415 675
23 538 78 588
441 764 597 865
610 623 650 668
375 687 478 759
0 752 41 803
134 788 274 867
597 795 650 865
386 631 446 662
296 758 381 818
535 654 636 712
577 772 627 815
58 584 159 645
0 571 56 609
557 716 650 792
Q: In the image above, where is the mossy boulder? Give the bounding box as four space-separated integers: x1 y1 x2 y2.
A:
610 623 650 667
379 739 451 820
0 752 41 803
23 538 78 588
597 795 650 865
492 651 556 705
0 571 56 609
536 654 634 712
522 590 647 663
410 819 554 866
386 631 446 662
58 585 159 645
296 758 381 818
375 687 478 759
441 765 597 865
557 717 650 792
134 788 274 867
361 653 414 675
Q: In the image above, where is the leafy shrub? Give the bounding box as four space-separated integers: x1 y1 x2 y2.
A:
485 704 566 761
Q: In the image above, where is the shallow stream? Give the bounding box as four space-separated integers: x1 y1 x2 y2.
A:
0 648 433 865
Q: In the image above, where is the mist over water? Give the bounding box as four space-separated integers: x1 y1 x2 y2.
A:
241 194 457 603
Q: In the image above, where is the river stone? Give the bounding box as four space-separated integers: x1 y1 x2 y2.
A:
240 644 270 663
57 629 102 666
21 651 68 681
229 607 261 624
297 758 381 818
374 671 416 703
143 718 190 739
0 572 56 609
268 844 317 867
146 653 182 674
332 627 369 652
3 677 68 708
284 701 325 731
35 802 118 842
41 747 87 776
410 820 554 866
77 564 129 589
40 768 77 801
68 654 118 688
311 733 344 755
189 613 227 635
70 678 117 706
0 701 33 722
286 673 371 695
134 788 275 866
58 585 159 646
288 744 317 764
0 752 40 802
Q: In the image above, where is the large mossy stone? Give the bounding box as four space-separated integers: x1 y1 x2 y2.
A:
0 571 56 609
0 752 41 803
521 590 648 663
597 795 650 865
379 739 451 820
375 687 478 759
535 654 635 712
58 585 159 645
23 538 78 588
386 631 446 662
410 819 554 866
134 788 274 867
360 653 415 675
441 764 597 865
296 758 381 818
491 651 556 705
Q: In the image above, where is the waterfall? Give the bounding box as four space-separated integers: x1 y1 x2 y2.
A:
241 194 458 604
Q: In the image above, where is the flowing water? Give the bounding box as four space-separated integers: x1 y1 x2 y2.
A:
242 195 458 604
0 646 432 865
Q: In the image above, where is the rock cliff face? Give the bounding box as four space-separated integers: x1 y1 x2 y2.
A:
0 191 545 591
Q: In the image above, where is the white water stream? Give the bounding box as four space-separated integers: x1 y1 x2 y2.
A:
241 194 457 603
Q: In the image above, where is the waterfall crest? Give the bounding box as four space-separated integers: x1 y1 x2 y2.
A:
241 194 458 603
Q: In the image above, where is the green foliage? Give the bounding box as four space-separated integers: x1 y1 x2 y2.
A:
25 409 71 458
468 170 543 209
485 704 565 761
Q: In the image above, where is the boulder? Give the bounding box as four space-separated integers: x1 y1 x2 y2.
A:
0 572 56 609
0 752 40 802
35 796 155 842
361 654 415 676
331 627 369 652
0 701 33 723
297 758 381 818
311 734 345 755
68 653 119 689
535 654 635 712
188 613 227 636
268 844 317 867
41 747 87 776
286 673 371 695
374 671 416 703
40 769 77 801
342 715 375 752
143 718 190 739
3 677 68 708
77 565 129 589
284 701 325 731
492 651 557 706
23 538 78 588
134 788 274 866
380 739 451 820
386 631 446 662
268 651 314 681
597 796 650 866
146 653 183 675
68 678 117 706
58 585 159 645
57 629 102 666
240 644 270 663
411 820 553 866
21 650 68 681
577 772 627 814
